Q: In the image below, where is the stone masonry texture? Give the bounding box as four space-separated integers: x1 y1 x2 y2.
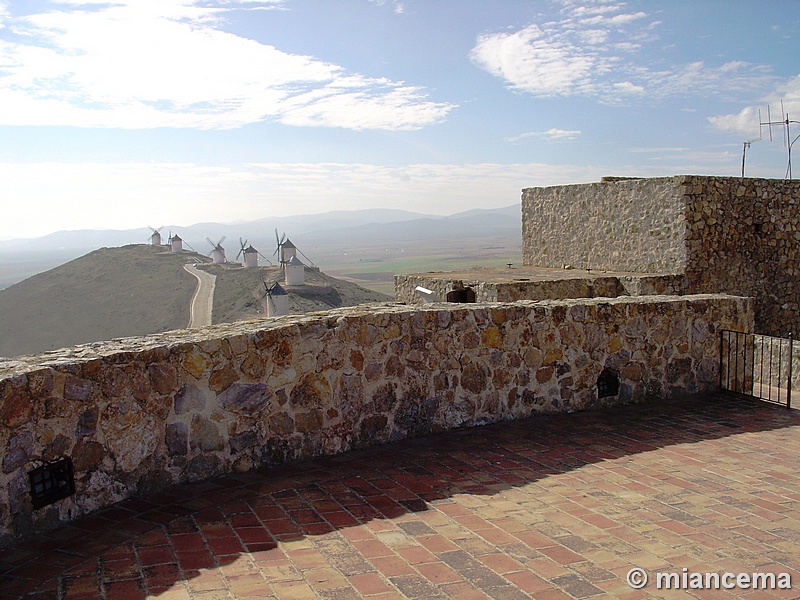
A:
521 175 800 336
0 295 751 546
394 272 687 305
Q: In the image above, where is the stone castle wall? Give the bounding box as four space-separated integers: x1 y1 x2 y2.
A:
682 176 800 336
521 176 800 335
0 295 751 545
394 272 687 305
521 176 688 273
394 275 497 304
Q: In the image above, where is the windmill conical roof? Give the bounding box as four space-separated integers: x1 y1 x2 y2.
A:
171 234 182 241
286 255 304 266
282 238 296 249
244 245 257 253
269 282 288 296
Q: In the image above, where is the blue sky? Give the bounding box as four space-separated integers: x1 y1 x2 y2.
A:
1 0 799 240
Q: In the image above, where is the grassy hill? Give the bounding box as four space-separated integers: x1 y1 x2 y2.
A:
0 204 522 295
0 245 198 357
204 263 392 324
0 244 393 358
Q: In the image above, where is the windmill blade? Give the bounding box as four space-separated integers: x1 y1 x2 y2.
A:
206 237 216 248
297 247 315 266
260 279 271 300
218 236 226 246
273 229 282 255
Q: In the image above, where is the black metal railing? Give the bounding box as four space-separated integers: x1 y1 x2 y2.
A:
720 330 794 408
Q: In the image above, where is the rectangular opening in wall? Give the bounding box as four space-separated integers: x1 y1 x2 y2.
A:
598 368 620 398
29 458 75 509
446 288 476 303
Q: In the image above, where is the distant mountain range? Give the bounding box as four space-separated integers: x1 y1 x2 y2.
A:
0 204 521 289
0 205 519 253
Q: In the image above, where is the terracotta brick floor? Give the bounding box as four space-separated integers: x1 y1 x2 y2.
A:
2 392 800 599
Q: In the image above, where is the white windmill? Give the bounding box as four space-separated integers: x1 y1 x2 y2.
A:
260 280 289 317
273 229 315 268
206 236 227 264
273 229 290 265
284 254 305 286
148 226 164 246
168 232 184 253
236 238 270 268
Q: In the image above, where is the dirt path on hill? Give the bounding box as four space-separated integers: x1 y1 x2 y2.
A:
184 263 216 327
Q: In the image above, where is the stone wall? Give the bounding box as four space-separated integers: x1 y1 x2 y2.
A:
0 295 752 545
682 176 800 336
521 176 800 335
394 275 497 304
395 272 687 305
521 176 687 273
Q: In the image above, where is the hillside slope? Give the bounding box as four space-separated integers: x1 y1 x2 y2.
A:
0 244 394 358
0 245 199 357
201 263 392 325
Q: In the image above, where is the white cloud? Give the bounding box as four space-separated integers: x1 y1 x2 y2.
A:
470 1 779 105
470 24 596 97
0 0 453 130
708 75 800 137
6 152 777 240
612 81 645 95
369 0 405 14
629 147 690 154
0 160 614 239
506 128 581 142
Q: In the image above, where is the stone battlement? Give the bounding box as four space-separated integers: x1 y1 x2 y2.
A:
0 295 751 545
521 175 800 336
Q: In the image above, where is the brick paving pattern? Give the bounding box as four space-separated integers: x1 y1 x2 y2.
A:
2 392 800 599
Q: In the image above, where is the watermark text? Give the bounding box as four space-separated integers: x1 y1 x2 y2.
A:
627 567 792 590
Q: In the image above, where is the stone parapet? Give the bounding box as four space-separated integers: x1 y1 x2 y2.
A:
395 271 687 305
521 175 800 336
0 295 752 545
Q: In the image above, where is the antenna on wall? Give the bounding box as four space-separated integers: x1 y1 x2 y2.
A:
741 138 760 178
759 100 800 179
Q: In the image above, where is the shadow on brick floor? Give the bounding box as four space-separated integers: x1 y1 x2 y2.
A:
1 392 798 599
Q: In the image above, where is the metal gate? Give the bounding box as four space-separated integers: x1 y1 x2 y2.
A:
720 330 794 408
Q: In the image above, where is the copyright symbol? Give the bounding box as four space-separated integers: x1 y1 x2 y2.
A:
627 567 647 589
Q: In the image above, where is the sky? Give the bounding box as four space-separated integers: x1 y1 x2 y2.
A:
1 0 799 240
